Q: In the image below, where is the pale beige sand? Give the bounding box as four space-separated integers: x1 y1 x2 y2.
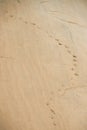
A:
0 0 87 130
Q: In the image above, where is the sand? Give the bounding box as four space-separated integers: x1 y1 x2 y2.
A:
0 0 87 130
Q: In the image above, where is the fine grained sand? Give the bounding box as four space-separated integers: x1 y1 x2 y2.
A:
0 0 87 130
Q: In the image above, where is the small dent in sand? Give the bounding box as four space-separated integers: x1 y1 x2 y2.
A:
55 38 59 42
74 73 79 76
24 21 28 24
40 1 48 4
53 122 56 126
17 0 21 3
73 55 77 58
50 108 56 115
31 23 36 26
0 56 14 60
58 42 62 45
10 15 14 18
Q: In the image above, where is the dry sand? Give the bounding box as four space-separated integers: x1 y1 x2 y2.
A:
0 0 87 130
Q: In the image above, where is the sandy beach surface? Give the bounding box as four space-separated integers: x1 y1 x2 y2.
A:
0 0 87 130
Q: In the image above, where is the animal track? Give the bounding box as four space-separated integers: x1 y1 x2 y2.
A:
10 15 14 18
18 17 29 25
53 122 56 126
73 59 77 62
55 38 79 88
55 39 62 46
50 116 54 119
73 55 77 58
31 23 36 26
46 102 49 106
55 39 59 42
73 63 77 67
17 0 21 3
30 22 41 29
71 67 74 71
24 21 28 24
50 108 56 115
74 73 79 76
58 42 62 45
0 56 14 60
46 102 57 127
67 50 71 54
64 45 69 49
40 1 48 4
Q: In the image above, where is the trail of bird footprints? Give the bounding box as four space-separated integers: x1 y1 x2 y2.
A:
46 102 57 127
45 37 79 126
6 6 79 94
55 38 79 90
